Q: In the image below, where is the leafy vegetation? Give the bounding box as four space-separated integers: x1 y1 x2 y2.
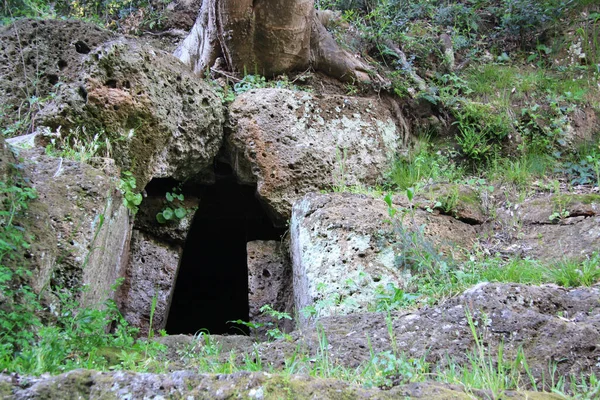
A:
156 187 187 224
1 161 162 374
119 171 142 215
2 0 600 397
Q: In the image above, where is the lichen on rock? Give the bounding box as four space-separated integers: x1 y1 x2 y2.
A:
228 88 404 225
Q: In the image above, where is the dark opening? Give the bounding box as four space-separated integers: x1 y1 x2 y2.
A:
165 163 285 335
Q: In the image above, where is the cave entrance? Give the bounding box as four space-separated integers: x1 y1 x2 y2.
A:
165 166 285 335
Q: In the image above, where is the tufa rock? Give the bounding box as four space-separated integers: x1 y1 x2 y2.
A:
290 192 403 322
0 19 225 189
290 192 477 323
6 144 130 307
118 230 182 336
228 88 404 225
247 240 294 337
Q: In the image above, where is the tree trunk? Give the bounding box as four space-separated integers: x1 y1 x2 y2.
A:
175 0 373 82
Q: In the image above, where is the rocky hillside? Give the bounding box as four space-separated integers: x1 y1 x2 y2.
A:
1 1 599 398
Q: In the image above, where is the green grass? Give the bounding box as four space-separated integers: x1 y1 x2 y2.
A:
488 152 554 187
176 306 598 397
387 144 465 190
464 63 597 105
546 253 600 287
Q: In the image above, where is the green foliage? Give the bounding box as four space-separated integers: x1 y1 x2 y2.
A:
557 142 600 186
119 171 142 215
489 152 553 188
1 0 171 29
229 305 292 341
387 143 463 190
0 0 55 21
518 96 577 155
156 187 187 224
453 101 512 162
1 85 58 138
373 283 418 312
5 281 166 374
44 126 112 163
0 168 40 362
217 74 300 103
438 310 537 397
546 253 600 287
233 74 268 94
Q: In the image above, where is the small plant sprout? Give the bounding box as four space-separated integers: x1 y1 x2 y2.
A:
119 171 142 215
156 187 187 224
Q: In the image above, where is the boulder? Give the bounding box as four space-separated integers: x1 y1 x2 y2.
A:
228 89 404 224
290 192 477 322
40 37 224 187
1 19 225 189
7 145 130 307
290 193 401 321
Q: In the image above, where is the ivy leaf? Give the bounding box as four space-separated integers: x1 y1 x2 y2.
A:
162 207 174 220
125 192 142 206
166 192 174 202
156 213 167 224
174 207 187 219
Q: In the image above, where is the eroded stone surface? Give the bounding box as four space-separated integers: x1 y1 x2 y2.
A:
247 240 294 336
493 193 600 260
290 192 477 322
13 147 130 307
4 369 515 399
1 19 225 189
119 230 182 335
0 19 116 133
41 37 224 187
228 88 403 224
291 192 402 321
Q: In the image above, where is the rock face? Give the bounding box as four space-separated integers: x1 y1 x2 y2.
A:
290 193 402 321
1 369 509 400
247 240 294 336
495 193 600 260
0 19 116 135
290 192 478 322
228 89 404 224
1 19 225 189
118 189 200 335
7 145 130 307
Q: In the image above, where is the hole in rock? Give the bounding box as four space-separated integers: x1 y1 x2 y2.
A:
74 40 90 54
165 165 285 335
46 74 59 85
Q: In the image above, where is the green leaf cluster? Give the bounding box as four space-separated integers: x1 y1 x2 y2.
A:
156 189 187 224
119 171 142 215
